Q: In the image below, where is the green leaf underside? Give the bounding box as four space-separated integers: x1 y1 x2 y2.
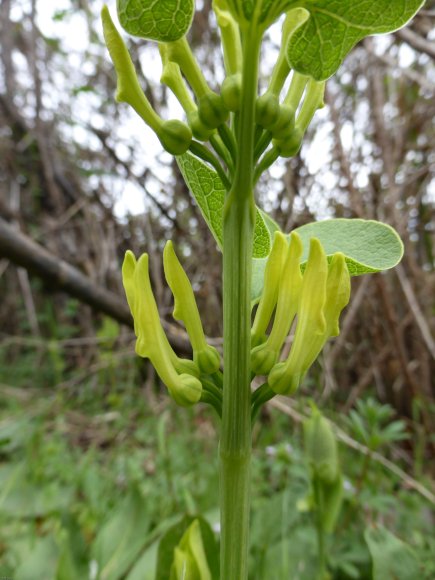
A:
228 0 297 25
177 152 275 259
295 219 404 274
251 218 403 303
117 0 194 42
287 0 425 80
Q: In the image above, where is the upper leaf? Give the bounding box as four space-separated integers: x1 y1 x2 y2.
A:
294 219 404 275
223 0 296 27
251 218 404 302
287 0 425 80
117 0 195 42
177 152 278 258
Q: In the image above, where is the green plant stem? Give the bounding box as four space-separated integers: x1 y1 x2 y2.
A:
188 141 231 189
200 391 222 417
251 382 275 422
218 123 237 162
210 134 234 173
254 146 279 184
201 378 224 402
254 129 272 162
314 477 327 580
220 25 262 580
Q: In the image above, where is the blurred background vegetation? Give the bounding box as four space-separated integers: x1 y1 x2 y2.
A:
0 0 434 578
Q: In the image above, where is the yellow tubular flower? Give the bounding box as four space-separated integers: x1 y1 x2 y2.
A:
251 232 288 348
251 231 303 375
269 243 351 395
269 237 328 394
122 251 202 406
163 241 221 374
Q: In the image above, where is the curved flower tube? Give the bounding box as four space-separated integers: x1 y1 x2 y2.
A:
251 231 303 374
163 241 221 374
269 239 350 395
101 7 192 155
251 231 288 347
122 250 202 406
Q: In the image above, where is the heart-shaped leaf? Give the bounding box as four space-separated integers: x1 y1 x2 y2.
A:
224 0 296 27
294 219 403 274
287 0 424 80
252 218 403 302
117 0 195 42
177 152 279 258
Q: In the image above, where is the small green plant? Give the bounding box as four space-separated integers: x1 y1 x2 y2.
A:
346 398 409 453
303 406 343 580
100 0 424 577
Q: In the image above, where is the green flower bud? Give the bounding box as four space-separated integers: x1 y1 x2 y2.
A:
195 347 222 375
251 232 303 375
187 110 215 141
163 241 221 374
273 127 303 158
172 374 203 407
271 104 295 140
269 238 327 394
122 251 202 406
250 346 278 376
198 92 229 129
251 232 288 348
221 73 242 112
256 93 280 129
269 241 351 395
160 120 192 155
303 407 339 483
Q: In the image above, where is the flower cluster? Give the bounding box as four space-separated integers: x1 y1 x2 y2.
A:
251 232 351 395
122 242 220 407
123 233 350 411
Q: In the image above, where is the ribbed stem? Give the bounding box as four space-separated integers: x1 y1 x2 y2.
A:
219 25 262 580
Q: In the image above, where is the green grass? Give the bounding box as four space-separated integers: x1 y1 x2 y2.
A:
0 340 433 579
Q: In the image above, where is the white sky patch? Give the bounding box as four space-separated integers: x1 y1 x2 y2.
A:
114 181 147 216
10 1 432 221
305 113 333 175
340 122 354 152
